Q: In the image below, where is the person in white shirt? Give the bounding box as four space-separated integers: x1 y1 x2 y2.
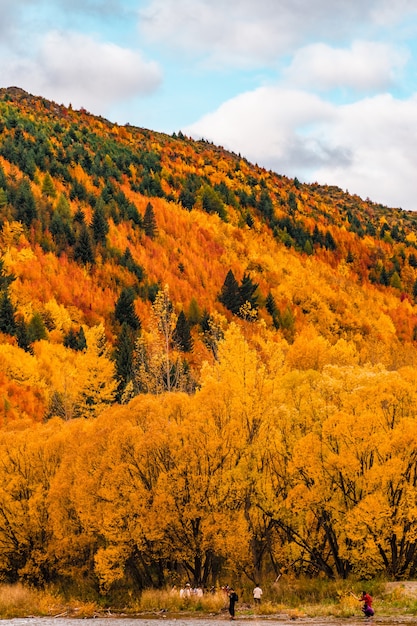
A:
253 584 263 605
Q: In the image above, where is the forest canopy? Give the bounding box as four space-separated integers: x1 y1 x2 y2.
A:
2 87 417 592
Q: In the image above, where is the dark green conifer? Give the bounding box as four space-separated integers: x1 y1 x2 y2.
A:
15 178 37 227
41 173 56 198
143 202 157 238
258 190 274 220
16 317 32 352
218 269 241 315
239 273 259 311
115 287 141 330
92 201 109 244
265 292 277 318
27 312 47 343
0 289 17 335
173 311 193 352
74 224 94 265
114 323 136 400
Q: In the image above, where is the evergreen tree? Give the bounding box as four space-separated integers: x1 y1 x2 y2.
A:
114 323 136 401
258 189 274 220
304 239 313 255
287 191 298 215
390 271 402 290
187 297 201 327
63 328 78 350
15 179 37 227
50 194 75 249
0 163 6 189
380 265 389 286
324 230 337 251
312 225 324 247
200 310 223 359
0 187 7 208
265 292 277 318
73 207 86 224
0 260 15 291
77 326 87 351
120 247 144 281
115 287 141 330
63 326 87 351
266 291 281 329
143 202 157 238
173 310 193 352
0 289 17 335
239 272 259 311
200 309 211 333
179 187 196 210
218 269 241 315
41 173 56 198
92 201 109 244
346 250 354 264
201 185 227 220
16 317 32 352
74 224 94 265
409 254 417 268
27 312 47 343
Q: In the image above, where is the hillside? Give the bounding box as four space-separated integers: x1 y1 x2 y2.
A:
1 85 417 420
2 86 417 591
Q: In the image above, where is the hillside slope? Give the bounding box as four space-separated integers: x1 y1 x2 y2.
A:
1 85 417 422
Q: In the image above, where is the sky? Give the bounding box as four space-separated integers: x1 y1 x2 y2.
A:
1 1 417 211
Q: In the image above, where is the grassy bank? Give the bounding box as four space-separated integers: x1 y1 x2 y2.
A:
1 578 417 619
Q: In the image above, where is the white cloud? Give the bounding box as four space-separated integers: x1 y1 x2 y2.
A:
185 86 335 165
185 87 417 210
140 0 415 67
284 41 408 92
313 94 417 209
0 0 30 41
370 0 417 25
0 31 162 113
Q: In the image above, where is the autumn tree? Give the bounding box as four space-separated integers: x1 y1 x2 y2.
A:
0 420 65 584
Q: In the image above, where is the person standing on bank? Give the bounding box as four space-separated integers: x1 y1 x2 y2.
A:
228 588 238 619
253 584 263 605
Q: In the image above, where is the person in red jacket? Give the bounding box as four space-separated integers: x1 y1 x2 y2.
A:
359 590 374 617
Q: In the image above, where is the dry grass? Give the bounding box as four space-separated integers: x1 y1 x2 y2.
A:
2 578 417 619
0 584 100 619
137 588 227 613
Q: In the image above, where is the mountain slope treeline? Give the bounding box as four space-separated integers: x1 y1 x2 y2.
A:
1 86 417 591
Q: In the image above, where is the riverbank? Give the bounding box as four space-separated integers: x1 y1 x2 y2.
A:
1 581 417 620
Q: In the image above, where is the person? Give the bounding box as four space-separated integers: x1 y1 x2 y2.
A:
253 584 263 605
228 587 238 619
359 591 374 618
